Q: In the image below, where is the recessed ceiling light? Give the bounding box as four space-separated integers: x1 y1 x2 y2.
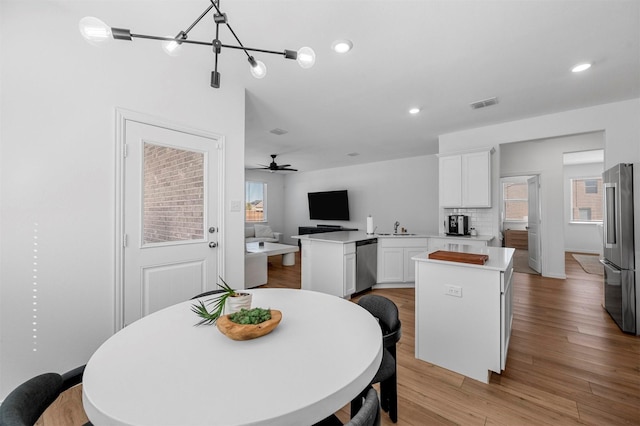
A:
409 107 421 115
571 63 592 73
332 39 353 54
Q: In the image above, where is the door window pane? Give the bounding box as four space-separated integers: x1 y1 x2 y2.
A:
571 177 603 222
143 142 205 244
246 181 267 222
503 182 528 221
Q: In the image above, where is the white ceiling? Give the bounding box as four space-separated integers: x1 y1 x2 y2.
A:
126 0 640 173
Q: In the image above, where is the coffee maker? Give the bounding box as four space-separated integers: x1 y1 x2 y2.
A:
445 215 470 236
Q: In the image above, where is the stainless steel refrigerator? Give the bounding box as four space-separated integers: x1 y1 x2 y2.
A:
601 163 636 334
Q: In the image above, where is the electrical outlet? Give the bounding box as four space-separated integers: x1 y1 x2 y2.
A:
445 285 462 298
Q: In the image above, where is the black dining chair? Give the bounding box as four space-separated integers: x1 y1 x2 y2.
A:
0 365 92 426
353 294 401 423
313 386 380 426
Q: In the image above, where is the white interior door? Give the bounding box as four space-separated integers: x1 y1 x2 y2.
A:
122 120 221 327
527 175 541 273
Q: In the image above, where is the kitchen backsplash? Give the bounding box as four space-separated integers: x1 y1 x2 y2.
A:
444 208 498 237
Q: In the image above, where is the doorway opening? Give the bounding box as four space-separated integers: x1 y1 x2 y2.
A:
500 175 541 275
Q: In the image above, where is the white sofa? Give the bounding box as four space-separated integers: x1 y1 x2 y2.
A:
245 224 282 243
245 252 268 288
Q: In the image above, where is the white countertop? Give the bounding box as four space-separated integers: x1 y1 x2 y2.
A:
293 230 495 244
413 244 514 272
426 233 495 242
293 230 376 243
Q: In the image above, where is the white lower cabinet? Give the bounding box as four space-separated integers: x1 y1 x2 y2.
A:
300 239 356 298
377 238 428 283
500 258 514 370
404 248 426 282
379 247 404 282
343 249 356 296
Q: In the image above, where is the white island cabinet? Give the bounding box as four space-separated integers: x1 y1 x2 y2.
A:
413 245 514 384
294 231 368 298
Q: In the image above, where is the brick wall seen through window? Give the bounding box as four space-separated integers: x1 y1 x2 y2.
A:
143 143 204 244
571 177 603 222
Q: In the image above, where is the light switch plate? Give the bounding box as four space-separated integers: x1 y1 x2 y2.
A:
230 200 242 212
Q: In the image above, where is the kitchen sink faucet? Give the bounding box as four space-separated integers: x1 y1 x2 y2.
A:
394 221 400 233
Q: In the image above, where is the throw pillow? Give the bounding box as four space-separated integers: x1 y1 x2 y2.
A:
254 224 274 239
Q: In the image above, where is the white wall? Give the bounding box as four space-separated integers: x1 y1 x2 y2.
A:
281 155 440 245
440 99 640 279
563 162 604 255
0 1 246 398
245 170 285 236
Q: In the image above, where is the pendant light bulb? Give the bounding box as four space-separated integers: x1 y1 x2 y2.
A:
162 39 182 56
296 47 316 69
249 58 267 79
162 31 186 57
78 16 112 46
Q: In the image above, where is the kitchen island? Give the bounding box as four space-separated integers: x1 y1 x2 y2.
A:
293 231 372 298
413 244 514 384
293 231 499 297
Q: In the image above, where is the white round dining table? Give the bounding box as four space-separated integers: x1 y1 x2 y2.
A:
82 288 383 426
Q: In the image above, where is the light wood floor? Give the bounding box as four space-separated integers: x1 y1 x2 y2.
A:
39 252 639 425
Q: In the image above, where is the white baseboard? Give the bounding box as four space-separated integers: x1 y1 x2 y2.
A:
372 282 415 290
565 248 601 255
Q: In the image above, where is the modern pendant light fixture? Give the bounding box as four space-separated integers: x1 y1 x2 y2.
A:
78 1 315 88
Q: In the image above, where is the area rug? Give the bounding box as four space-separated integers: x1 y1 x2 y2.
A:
513 249 539 275
572 254 604 275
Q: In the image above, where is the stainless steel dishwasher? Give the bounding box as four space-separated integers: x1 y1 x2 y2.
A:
356 238 377 293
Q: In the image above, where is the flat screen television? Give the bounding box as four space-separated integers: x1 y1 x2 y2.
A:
308 190 350 221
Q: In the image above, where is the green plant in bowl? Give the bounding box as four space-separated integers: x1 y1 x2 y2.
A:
229 308 272 325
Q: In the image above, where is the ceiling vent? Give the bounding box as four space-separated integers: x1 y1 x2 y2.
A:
269 128 288 135
470 97 499 110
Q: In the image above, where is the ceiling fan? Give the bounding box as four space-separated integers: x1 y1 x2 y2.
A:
255 154 298 172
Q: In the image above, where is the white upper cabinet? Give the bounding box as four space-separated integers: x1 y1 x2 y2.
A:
439 155 463 207
439 148 493 208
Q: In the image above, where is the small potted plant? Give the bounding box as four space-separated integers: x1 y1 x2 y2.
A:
191 278 252 326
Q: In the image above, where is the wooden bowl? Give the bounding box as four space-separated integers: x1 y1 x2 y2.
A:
216 310 282 341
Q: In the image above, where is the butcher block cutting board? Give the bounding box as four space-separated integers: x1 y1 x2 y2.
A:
428 250 489 265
